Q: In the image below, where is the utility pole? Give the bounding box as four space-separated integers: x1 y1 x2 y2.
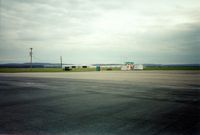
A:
60 56 62 68
30 48 33 69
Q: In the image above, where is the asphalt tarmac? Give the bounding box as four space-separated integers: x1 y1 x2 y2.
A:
0 71 199 135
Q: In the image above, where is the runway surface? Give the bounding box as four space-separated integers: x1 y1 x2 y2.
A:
0 71 199 135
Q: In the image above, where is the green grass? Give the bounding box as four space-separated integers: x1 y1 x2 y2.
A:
0 67 121 73
144 66 200 70
69 67 121 72
70 68 96 72
101 67 121 71
0 68 64 73
0 66 199 73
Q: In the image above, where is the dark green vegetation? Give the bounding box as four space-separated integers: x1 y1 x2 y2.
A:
144 66 200 70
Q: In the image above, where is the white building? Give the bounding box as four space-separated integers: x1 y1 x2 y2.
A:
121 62 134 71
121 65 128 71
134 64 144 70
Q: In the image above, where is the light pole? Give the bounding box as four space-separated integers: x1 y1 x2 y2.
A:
60 56 62 69
30 48 33 69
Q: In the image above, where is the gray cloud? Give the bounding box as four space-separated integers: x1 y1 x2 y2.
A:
0 0 200 64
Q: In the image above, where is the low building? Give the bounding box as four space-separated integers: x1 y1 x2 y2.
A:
121 65 128 71
134 64 144 70
121 62 134 71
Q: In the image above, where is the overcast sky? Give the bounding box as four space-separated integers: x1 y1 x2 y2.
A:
0 0 199 64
